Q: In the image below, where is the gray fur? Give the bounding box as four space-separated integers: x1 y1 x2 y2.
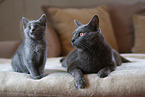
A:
74 20 82 28
61 15 130 89
12 14 47 79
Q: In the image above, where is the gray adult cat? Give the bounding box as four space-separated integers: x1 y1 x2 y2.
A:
61 15 130 89
12 14 47 79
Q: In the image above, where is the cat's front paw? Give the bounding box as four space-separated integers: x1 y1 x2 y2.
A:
40 73 46 78
32 75 41 79
97 68 110 78
74 77 85 89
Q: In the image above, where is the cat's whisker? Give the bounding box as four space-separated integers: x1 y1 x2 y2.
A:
81 43 93 53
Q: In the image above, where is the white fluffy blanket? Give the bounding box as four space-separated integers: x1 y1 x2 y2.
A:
0 54 145 97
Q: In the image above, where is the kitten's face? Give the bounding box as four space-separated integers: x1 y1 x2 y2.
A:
22 14 47 40
72 15 103 50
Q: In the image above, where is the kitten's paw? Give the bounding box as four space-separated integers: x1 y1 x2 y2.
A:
32 76 41 79
74 77 85 89
97 69 110 78
40 73 46 78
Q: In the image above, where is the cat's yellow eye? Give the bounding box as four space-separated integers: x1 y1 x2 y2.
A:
80 32 84 37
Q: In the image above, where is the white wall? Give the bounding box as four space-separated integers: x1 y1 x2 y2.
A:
0 0 144 41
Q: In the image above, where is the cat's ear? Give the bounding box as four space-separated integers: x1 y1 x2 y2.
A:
74 20 82 28
87 15 99 31
22 17 29 28
39 14 47 25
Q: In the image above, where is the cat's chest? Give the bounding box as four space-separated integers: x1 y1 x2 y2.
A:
80 55 100 65
25 42 46 54
34 44 44 52
79 53 100 65
77 52 104 73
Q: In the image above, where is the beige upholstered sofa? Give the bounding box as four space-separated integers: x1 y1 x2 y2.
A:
0 0 145 97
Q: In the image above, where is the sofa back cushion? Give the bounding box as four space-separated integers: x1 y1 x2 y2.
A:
133 14 145 53
45 23 61 57
108 1 145 53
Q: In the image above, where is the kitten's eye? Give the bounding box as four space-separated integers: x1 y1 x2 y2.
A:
80 32 84 37
28 26 31 29
35 25 38 28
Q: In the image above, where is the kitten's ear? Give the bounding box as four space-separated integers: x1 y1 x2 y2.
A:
74 20 82 28
39 14 47 25
22 17 29 28
87 15 99 31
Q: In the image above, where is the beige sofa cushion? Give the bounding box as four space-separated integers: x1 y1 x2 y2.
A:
0 54 145 96
44 5 118 56
133 14 145 53
45 23 61 57
108 1 145 53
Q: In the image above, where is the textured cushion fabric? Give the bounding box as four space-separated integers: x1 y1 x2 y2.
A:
133 14 145 53
108 1 145 53
0 41 21 58
0 54 145 97
45 23 61 57
43 5 118 56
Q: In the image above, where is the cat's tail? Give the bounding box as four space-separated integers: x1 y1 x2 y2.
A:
121 56 130 63
60 57 65 63
60 57 67 68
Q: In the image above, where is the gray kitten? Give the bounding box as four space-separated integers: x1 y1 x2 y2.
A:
61 15 130 89
12 14 47 79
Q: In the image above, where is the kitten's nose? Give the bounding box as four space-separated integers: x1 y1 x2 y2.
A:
72 39 75 43
32 29 35 32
